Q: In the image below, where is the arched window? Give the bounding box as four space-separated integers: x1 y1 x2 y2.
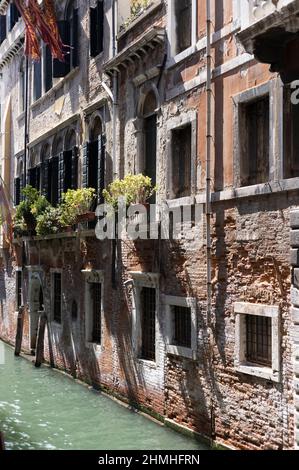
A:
28 150 41 192
41 143 58 206
82 115 105 206
142 90 158 201
53 1 79 78
63 129 78 192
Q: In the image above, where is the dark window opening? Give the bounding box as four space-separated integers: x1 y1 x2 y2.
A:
89 140 99 197
175 0 192 54
246 315 272 367
172 306 192 348
144 115 157 203
28 166 41 191
9 4 20 31
14 177 21 206
53 273 62 324
44 45 53 93
90 0 104 57
284 86 299 178
16 270 22 309
48 157 59 206
0 15 7 45
91 283 102 344
140 287 156 361
33 60 42 101
171 124 192 198
240 96 270 187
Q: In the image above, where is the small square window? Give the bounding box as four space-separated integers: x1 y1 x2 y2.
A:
171 125 192 199
246 315 272 367
172 306 192 349
140 287 156 362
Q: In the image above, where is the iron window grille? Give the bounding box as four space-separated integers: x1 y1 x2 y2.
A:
246 315 272 367
91 283 102 344
140 287 156 361
53 273 62 324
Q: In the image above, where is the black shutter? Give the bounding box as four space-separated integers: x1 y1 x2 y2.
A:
34 61 42 101
90 7 98 58
82 142 90 188
58 152 65 203
98 135 105 204
53 21 70 78
44 46 53 92
71 146 79 189
51 157 59 206
97 0 104 55
42 160 49 199
27 169 33 187
19 175 24 201
72 9 79 68
36 166 41 192
14 178 21 206
0 15 6 44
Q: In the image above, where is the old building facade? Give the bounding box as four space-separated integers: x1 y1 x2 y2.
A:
0 0 299 450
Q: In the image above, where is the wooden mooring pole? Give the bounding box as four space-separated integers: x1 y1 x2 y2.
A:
35 312 47 368
15 306 25 357
0 431 5 451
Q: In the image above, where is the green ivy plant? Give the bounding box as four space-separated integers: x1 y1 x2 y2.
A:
103 174 156 209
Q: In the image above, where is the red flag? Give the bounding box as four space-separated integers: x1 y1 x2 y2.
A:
14 0 41 60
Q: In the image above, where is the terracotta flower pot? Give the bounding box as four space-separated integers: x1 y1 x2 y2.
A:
76 212 96 223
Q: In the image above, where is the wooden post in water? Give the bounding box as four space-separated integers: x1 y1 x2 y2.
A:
15 306 25 357
0 431 5 451
35 312 47 368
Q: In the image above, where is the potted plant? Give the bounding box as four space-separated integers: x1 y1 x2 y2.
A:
36 206 66 236
14 185 50 235
103 174 156 210
60 188 96 226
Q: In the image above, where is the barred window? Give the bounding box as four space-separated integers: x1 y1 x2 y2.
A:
141 287 156 361
91 283 102 344
16 270 22 309
246 315 272 367
171 124 192 199
53 273 62 324
172 306 191 348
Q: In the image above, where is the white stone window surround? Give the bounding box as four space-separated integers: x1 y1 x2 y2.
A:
167 0 198 66
166 110 198 203
163 295 197 360
82 269 104 354
234 302 281 382
129 272 160 366
50 268 63 326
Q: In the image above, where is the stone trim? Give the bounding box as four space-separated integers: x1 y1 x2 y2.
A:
163 295 197 360
234 302 281 383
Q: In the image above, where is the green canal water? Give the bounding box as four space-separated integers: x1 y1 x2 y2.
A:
0 341 208 450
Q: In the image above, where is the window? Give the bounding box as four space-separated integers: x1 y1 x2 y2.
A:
28 166 41 192
16 270 22 310
142 90 158 202
240 95 270 187
165 296 197 359
14 177 21 206
91 283 102 344
83 116 105 205
41 144 58 206
234 302 280 382
130 272 159 363
90 0 104 58
43 45 53 93
175 0 192 54
53 1 78 78
140 287 156 361
8 4 20 32
82 270 104 347
0 15 6 44
284 85 299 178
171 124 191 198
33 60 42 101
52 272 62 324
246 315 272 367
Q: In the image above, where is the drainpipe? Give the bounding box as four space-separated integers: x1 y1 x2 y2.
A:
112 0 118 179
206 0 212 328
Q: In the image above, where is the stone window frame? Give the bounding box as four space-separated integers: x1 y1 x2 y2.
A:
129 272 160 367
167 0 198 66
163 295 197 360
234 302 281 382
233 80 282 188
166 110 197 204
82 269 104 354
50 268 63 326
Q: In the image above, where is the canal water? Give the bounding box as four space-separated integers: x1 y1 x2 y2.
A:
0 341 208 450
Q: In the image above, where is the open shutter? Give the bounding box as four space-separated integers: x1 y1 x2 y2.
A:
58 152 65 203
42 160 49 199
36 166 41 192
71 146 79 189
44 46 53 92
82 142 90 189
53 21 70 78
97 0 104 55
19 175 24 201
98 135 106 204
33 61 42 101
51 157 59 206
90 7 98 57
0 15 6 44
14 178 21 206
72 9 79 68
